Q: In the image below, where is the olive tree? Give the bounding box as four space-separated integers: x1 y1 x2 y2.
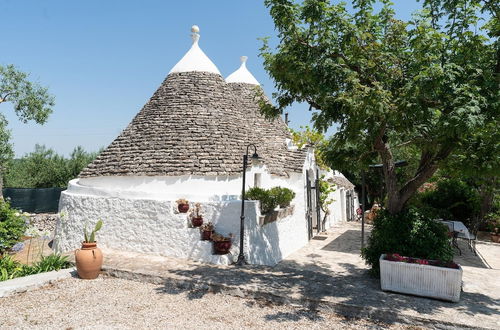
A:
0 64 55 193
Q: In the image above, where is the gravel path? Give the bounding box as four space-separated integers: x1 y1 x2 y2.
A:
0 276 412 329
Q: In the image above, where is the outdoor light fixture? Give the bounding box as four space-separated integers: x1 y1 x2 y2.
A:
235 144 261 266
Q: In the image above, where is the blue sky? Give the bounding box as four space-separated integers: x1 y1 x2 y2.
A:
1 0 422 157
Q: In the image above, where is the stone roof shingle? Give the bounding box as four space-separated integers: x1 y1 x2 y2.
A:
80 72 306 178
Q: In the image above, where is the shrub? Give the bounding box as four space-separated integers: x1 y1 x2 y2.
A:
417 178 480 228
361 207 453 276
246 186 296 214
246 187 277 214
0 200 28 254
268 186 296 208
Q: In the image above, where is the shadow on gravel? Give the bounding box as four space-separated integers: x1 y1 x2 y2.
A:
153 257 499 327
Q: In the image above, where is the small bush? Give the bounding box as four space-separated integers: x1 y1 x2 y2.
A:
269 186 296 208
246 186 296 214
361 207 453 276
246 187 277 214
0 200 28 254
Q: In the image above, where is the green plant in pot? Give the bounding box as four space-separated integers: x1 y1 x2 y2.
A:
269 186 296 208
75 220 103 279
246 187 296 213
246 187 277 214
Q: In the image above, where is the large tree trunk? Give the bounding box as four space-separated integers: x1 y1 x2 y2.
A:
374 127 453 214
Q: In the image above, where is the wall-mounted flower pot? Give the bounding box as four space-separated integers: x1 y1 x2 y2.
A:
213 240 232 255
191 217 203 227
178 203 189 213
201 230 214 241
75 242 103 279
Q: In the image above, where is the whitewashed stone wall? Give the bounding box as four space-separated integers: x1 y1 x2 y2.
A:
55 150 314 266
54 148 357 266
54 192 254 265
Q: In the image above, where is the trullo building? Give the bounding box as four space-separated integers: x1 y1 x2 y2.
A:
54 26 357 266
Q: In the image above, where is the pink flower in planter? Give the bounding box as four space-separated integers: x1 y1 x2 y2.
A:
385 253 459 269
415 259 429 265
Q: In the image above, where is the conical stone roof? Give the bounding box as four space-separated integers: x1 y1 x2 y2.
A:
80 28 305 178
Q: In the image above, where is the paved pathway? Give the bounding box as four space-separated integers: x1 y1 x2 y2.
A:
100 222 500 329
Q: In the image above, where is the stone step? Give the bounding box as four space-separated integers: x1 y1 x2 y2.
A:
185 228 236 265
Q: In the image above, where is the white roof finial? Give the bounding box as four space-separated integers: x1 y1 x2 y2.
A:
191 25 200 44
169 25 221 75
226 56 260 85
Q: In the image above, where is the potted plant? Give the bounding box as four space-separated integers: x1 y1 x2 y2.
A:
487 220 500 243
245 187 278 214
380 253 462 302
191 203 204 227
211 232 233 255
200 222 215 241
269 186 296 208
176 198 190 213
75 220 103 279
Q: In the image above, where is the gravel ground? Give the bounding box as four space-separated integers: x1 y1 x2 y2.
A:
0 276 415 330
28 213 58 233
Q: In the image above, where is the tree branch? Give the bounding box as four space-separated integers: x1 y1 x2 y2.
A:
399 144 454 205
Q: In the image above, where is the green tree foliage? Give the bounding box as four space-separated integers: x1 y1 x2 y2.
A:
0 65 54 124
260 0 499 214
0 64 55 193
3 145 99 188
289 126 329 169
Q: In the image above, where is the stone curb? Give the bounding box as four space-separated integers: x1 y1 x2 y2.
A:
0 268 76 298
102 266 486 330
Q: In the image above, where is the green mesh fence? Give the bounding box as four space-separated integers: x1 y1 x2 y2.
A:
3 188 65 213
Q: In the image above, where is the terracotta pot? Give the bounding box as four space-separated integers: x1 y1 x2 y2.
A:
213 240 232 255
191 216 203 227
178 203 189 213
75 242 103 279
201 230 214 241
491 234 500 243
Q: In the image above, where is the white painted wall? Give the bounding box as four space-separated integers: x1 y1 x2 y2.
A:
54 148 358 266
77 163 293 202
54 149 316 266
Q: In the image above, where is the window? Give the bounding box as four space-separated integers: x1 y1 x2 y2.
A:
254 173 262 188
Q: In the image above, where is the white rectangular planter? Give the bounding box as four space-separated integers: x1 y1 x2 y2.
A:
380 254 462 302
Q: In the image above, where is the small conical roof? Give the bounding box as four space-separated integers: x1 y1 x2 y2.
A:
169 26 221 75
226 56 260 85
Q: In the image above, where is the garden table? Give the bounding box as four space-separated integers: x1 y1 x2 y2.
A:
449 221 472 240
438 220 474 255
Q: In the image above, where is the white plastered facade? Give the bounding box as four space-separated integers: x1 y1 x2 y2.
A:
54 149 358 266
